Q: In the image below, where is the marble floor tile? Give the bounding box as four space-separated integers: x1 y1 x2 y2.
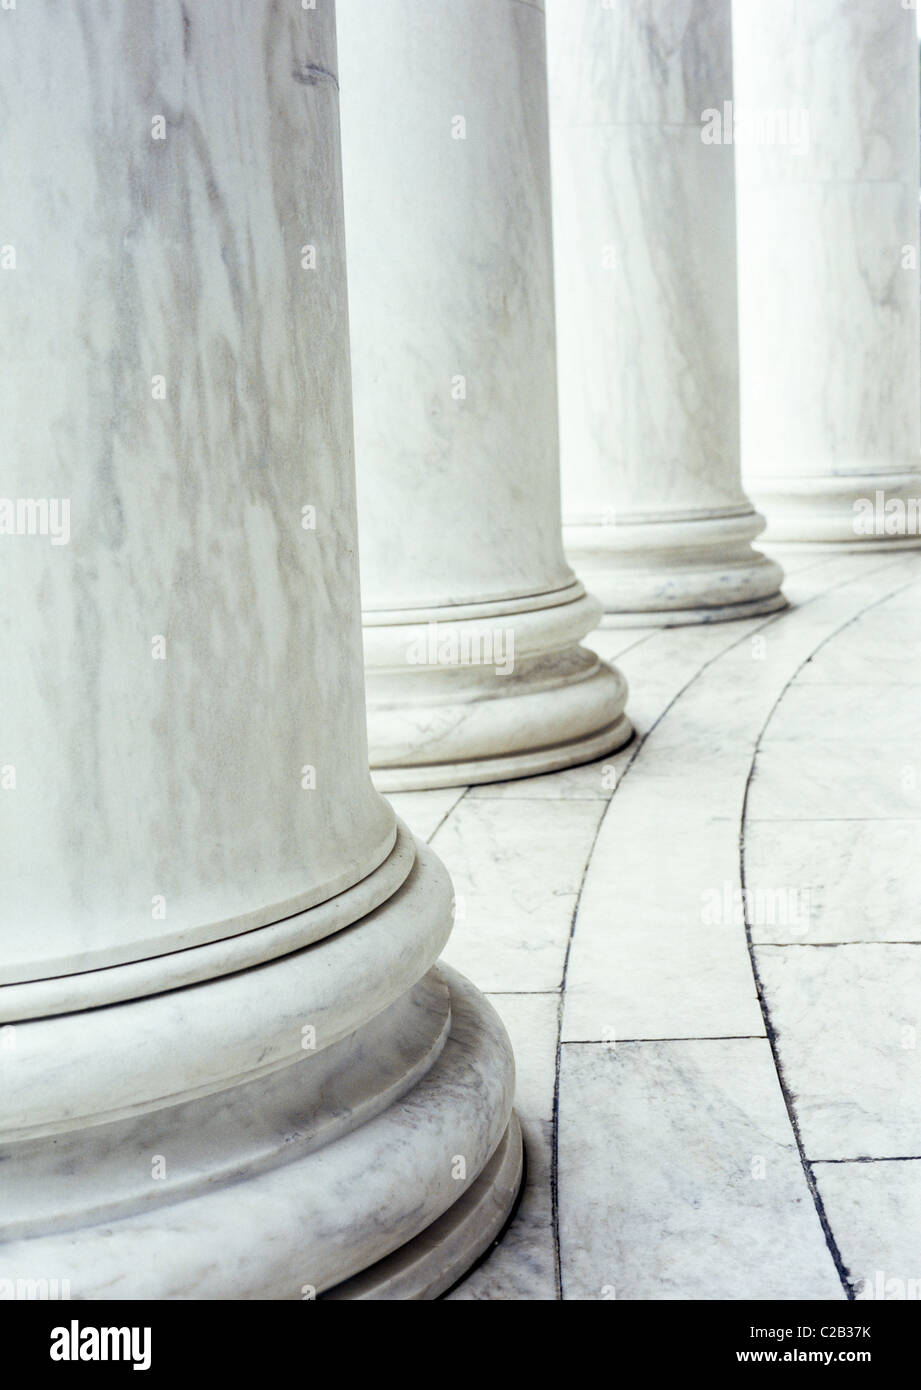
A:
766 551 850 583
745 820 921 944
813 1160 921 1298
427 554 921 1296
755 944 921 1157
717 560 921 672
386 787 468 842
774 552 919 601
446 992 559 1300
434 798 605 992
562 804 763 1042
557 1040 843 1300
641 663 784 755
761 684 921 746
796 646 921 688
619 744 753 818
585 628 660 663
870 581 921 618
793 600 921 685
748 744 921 821
613 617 768 693
466 738 641 801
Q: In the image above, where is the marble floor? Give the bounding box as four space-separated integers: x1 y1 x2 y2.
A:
386 549 921 1301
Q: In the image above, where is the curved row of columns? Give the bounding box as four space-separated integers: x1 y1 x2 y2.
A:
2 0 919 1299
0 2 518 1301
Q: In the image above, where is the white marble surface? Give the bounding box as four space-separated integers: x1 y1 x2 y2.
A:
0 0 393 981
442 551 921 1299
733 0 921 544
610 614 773 695
434 797 604 992
0 833 454 1138
0 966 517 1298
0 2 520 1302
756 945 921 1159
2 971 452 1236
746 820 921 945
466 739 641 802
328 1115 524 1300
815 1161 921 1299
446 993 559 1300
339 0 567 611
385 789 467 843
795 595 921 684
547 0 784 622
760 683 921 747
562 804 764 1043
749 745 921 821
558 1041 842 1300
336 0 630 787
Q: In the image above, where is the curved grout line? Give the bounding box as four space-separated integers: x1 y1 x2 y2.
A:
426 786 472 844
429 551 916 1299
550 580 846 1294
815 1155 921 1165
553 554 919 1300
739 568 921 1301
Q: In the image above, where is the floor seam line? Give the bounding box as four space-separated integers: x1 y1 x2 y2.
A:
560 1035 769 1044
738 570 921 1300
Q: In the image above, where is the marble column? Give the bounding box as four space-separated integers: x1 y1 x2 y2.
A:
546 0 785 625
733 0 921 548
336 0 631 791
0 0 520 1299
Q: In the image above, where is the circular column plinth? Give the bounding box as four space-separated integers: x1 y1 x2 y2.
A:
364 583 632 791
0 835 521 1300
565 512 787 628
747 474 921 552
323 1114 523 1300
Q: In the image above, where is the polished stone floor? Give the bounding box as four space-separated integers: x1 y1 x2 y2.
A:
387 549 921 1301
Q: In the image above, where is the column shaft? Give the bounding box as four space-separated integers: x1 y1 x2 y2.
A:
733 0 921 547
337 0 631 789
0 0 519 1299
547 0 785 624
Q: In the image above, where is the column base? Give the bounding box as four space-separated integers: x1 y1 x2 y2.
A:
746 472 921 549
363 581 632 790
564 510 786 628
0 837 520 1300
323 1114 523 1299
